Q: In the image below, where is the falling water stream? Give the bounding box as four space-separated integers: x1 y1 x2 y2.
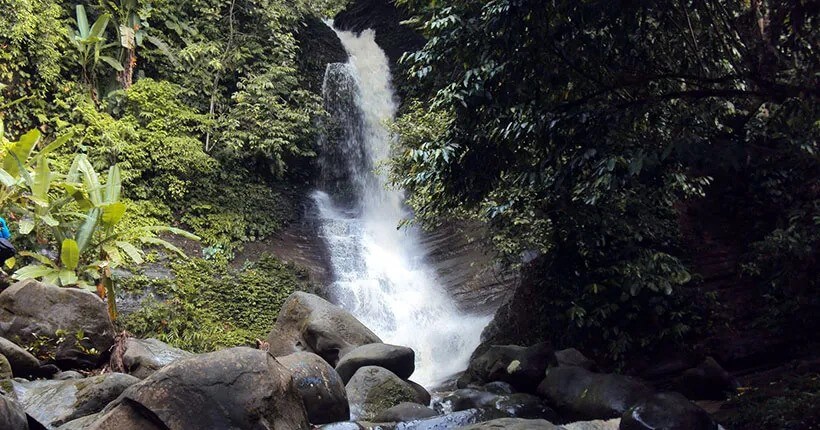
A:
312 27 490 388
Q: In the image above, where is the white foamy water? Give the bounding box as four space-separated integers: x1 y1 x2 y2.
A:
312 27 490 387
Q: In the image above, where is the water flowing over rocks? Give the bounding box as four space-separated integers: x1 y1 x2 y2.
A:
266 291 382 366
0 280 115 369
373 402 438 422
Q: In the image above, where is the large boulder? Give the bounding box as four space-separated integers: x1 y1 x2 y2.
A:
673 357 737 400
0 280 115 368
620 392 718 430
113 338 193 379
346 366 426 421
0 393 29 430
0 337 41 378
555 348 597 371
93 347 309 430
372 402 437 422
278 351 349 424
11 373 139 427
494 393 556 420
458 417 560 429
459 342 556 393
537 366 653 421
441 388 499 412
266 292 381 366
335 343 415 383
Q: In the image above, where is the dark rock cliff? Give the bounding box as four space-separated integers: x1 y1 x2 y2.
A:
296 15 349 94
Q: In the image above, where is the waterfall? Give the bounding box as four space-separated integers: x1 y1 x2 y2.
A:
312 27 490 388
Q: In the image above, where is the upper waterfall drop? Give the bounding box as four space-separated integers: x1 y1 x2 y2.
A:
312 26 490 387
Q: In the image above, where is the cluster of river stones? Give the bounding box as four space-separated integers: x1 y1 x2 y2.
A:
0 280 729 429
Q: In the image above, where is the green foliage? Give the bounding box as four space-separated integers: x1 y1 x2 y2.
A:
70 5 123 95
0 0 68 134
395 0 818 363
120 254 307 352
716 373 820 430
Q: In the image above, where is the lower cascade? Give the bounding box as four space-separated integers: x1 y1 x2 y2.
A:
312 26 490 388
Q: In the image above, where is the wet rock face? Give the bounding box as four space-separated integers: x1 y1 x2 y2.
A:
93 347 309 430
0 280 115 369
0 337 40 378
278 351 350 425
296 15 348 94
620 392 719 430
346 366 426 421
0 394 29 430
373 402 437 422
336 343 415 383
537 366 654 421
267 291 382 366
114 338 193 379
11 373 139 428
459 342 557 393
458 417 560 430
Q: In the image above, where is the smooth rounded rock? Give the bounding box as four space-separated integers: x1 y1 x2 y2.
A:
0 394 28 430
555 348 597 371
267 292 381 366
93 347 309 430
673 357 737 400
373 402 437 422
537 366 653 421
0 280 114 368
458 417 560 429
278 351 349 424
495 393 556 420
346 366 424 421
0 337 40 377
620 392 718 430
459 342 556 393
442 388 498 412
336 343 415 383
114 338 193 379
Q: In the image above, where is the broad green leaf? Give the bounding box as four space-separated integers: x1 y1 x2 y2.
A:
141 236 186 257
116 241 143 265
102 243 122 265
3 256 14 269
39 214 59 227
18 219 34 235
105 165 121 203
61 239 80 270
63 183 94 210
76 155 101 205
101 202 126 227
37 132 74 159
58 269 78 286
0 168 16 187
75 208 100 252
3 129 41 177
99 56 124 72
12 264 58 280
18 251 57 267
89 13 111 39
32 158 51 201
76 5 90 38
144 225 200 241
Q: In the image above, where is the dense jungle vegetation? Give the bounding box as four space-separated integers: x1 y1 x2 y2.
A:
0 0 817 426
0 0 347 349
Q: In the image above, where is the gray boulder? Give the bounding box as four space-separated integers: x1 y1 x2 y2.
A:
459 417 560 429
267 292 382 366
346 366 426 421
620 392 718 430
0 280 115 368
11 372 139 427
673 357 737 400
93 347 309 430
336 343 415 383
406 379 431 406
483 381 515 395
278 351 349 424
0 354 12 379
555 348 596 371
114 338 193 379
0 337 41 378
495 393 555 420
441 388 498 412
537 366 653 421
459 342 556 393
373 402 437 422
0 393 29 430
